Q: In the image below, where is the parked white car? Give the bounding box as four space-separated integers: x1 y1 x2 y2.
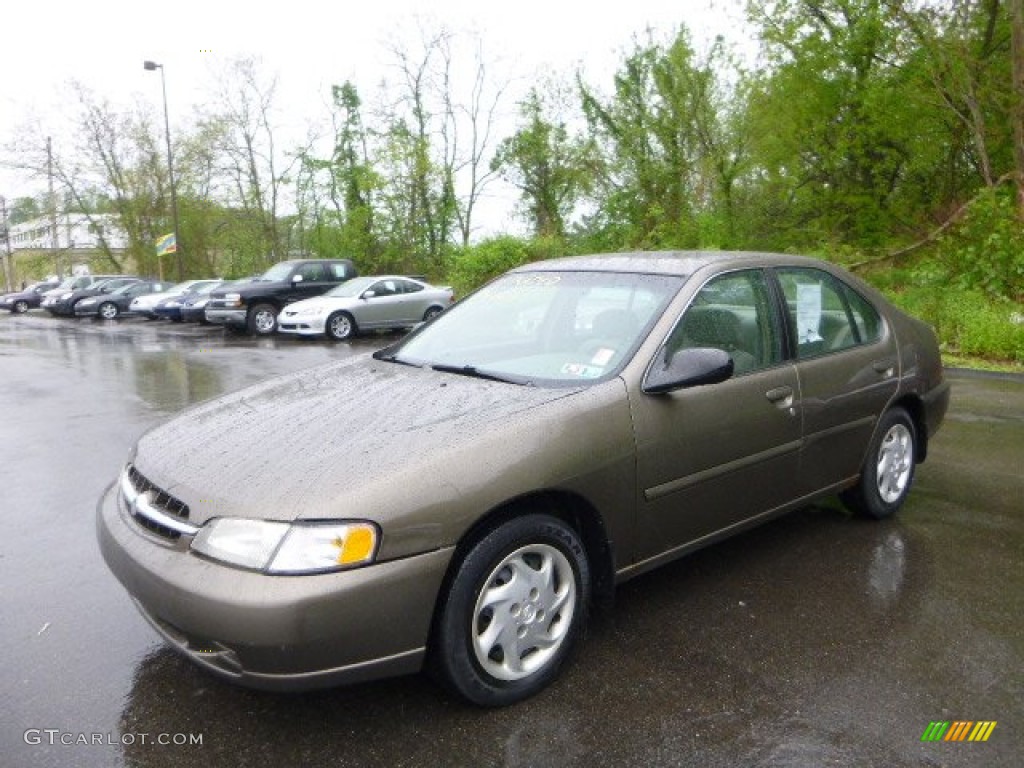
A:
129 279 222 319
277 276 455 340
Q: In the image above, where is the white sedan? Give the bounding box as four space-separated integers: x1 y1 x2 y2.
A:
129 279 222 319
277 276 455 340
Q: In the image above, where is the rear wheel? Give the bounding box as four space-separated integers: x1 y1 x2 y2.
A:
423 306 444 322
98 302 119 320
247 303 278 335
325 311 356 341
841 406 916 519
432 514 590 707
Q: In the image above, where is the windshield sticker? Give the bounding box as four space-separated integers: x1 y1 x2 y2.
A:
590 347 615 366
505 274 561 288
561 362 603 378
796 284 823 343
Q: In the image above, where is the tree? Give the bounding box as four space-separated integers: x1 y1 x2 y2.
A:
203 57 302 272
579 28 743 249
492 85 596 239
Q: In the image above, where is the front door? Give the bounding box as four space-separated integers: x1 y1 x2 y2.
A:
629 269 803 564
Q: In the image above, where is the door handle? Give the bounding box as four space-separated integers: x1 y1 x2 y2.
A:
872 359 895 378
765 386 794 405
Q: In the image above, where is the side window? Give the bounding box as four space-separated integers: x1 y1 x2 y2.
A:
298 263 326 282
842 284 882 344
666 270 781 375
329 263 351 280
776 268 871 358
401 280 424 294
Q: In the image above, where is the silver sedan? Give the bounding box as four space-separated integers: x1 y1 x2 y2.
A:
277 276 454 340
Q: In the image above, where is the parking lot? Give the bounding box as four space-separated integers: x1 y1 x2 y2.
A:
1 312 1021 767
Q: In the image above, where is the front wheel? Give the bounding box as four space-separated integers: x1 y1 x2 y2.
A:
432 514 590 707
98 302 119 320
841 406 917 519
247 303 278 335
13 300 29 314
325 311 356 341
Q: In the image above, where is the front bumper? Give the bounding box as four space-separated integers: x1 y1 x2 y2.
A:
204 308 247 327
277 315 326 336
96 482 454 691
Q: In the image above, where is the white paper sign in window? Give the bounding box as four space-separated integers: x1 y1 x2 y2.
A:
796 283 823 343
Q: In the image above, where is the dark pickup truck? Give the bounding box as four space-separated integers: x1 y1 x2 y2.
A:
204 259 358 335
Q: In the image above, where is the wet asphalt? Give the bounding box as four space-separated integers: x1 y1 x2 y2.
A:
0 312 1020 768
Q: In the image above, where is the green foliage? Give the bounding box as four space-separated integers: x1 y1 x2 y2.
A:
931 187 1024 302
888 284 1024 363
492 88 596 239
445 235 569 294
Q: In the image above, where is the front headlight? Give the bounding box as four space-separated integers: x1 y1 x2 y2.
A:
191 518 378 574
61 292 73 299
294 305 326 317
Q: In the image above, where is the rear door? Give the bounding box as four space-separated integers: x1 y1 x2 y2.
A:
630 268 803 563
357 279 406 327
772 267 899 494
285 262 330 304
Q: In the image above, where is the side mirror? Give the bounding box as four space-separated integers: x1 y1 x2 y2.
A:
362 290 376 299
291 274 304 284
643 347 734 394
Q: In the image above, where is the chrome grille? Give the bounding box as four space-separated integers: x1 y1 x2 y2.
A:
124 464 192 540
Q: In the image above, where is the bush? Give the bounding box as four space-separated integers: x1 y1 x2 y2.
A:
888 285 1024 363
934 187 1024 302
445 235 569 294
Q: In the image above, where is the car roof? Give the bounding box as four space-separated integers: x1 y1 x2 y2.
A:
514 250 828 278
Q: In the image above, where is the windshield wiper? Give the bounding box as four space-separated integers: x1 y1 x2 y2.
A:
430 363 526 385
373 350 421 368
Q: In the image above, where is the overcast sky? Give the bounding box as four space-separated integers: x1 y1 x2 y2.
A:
1 0 753 231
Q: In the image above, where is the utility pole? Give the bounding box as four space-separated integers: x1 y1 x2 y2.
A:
48 137 61 277
0 196 13 292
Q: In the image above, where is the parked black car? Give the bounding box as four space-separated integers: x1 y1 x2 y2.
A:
205 259 358 335
43 277 140 317
39 274 124 312
0 279 62 313
74 280 170 319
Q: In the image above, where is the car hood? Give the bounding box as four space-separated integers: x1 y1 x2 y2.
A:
132 291 174 305
281 295 356 313
131 355 584 527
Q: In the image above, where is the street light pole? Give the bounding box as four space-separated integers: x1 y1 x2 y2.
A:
144 60 183 281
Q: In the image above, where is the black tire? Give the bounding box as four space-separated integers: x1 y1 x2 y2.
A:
98 302 119 320
841 406 917 519
432 514 590 707
325 311 357 341
13 300 29 314
423 306 444 322
247 303 278 335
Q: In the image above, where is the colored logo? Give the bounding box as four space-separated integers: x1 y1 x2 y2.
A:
921 721 997 742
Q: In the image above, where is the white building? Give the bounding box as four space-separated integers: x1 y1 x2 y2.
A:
8 213 128 251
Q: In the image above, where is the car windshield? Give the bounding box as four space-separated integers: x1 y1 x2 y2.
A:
256 262 294 282
324 277 376 298
383 270 684 386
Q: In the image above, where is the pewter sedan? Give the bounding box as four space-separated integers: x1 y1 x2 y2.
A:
97 251 950 707
276 275 454 340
